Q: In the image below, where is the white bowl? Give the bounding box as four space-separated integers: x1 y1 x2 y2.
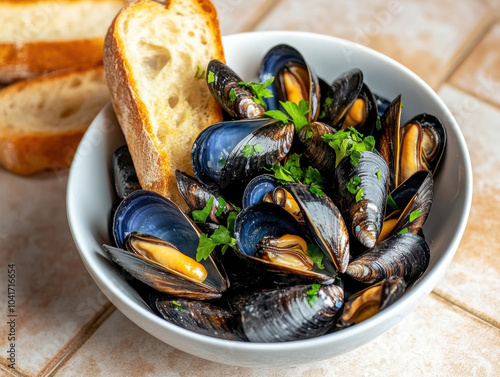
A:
67 31 472 367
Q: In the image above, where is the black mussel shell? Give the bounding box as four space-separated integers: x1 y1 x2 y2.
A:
289 183 350 273
334 150 389 249
207 60 265 119
374 94 402 191
259 44 320 122
175 170 233 224
346 232 430 284
153 294 248 341
296 121 337 175
242 174 281 208
112 145 141 200
240 283 344 342
340 83 378 137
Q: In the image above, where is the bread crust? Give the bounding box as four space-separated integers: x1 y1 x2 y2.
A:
104 0 225 205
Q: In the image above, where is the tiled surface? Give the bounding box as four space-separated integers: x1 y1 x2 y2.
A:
1 0 500 376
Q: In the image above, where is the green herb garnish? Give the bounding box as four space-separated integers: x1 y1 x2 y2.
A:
192 196 215 223
207 71 215 84
376 170 382 180
265 100 310 132
196 225 236 261
355 188 365 202
194 66 205 80
409 208 422 223
171 300 183 311
238 77 274 107
306 284 321 307
308 244 325 270
397 227 409 234
319 97 333 119
305 129 313 140
215 197 226 218
376 116 382 131
387 193 399 211
218 157 226 165
344 175 364 202
242 143 263 158
228 88 237 106
322 127 375 167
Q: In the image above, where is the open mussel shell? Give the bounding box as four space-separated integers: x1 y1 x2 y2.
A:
242 174 280 208
288 183 350 273
346 232 430 285
339 276 406 327
318 68 364 128
259 44 320 122
341 83 378 137
110 190 229 299
206 60 265 119
334 150 389 249
191 118 293 192
175 170 233 224
380 170 434 241
240 282 344 342
152 294 248 341
399 113 447 183
234 202 337 285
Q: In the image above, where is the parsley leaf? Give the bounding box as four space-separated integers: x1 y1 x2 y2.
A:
376 116 382 131
207 71 215 84
242 143 264 158
345 175 361 195
303 166 325 197
305 129 313 140
319 97 333 119
171 300 183 311
264 109 290 124
398 227 409 234
218 157 226 165
228 88 237 106
409 208 422 223
387 193 399 211
376 170 382 180
215 197 226 218
238 77 274 108
194 66 205 80
254 143 264 153
322 127 375 168
308 244 325 269
192 196 214 223
281 100 309 132
306 284 322 307
195 226 236 261
355 188 365 202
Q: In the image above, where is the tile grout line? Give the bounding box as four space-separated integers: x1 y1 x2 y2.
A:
431 290 500 330
434 12 498 91
447 81 500 111
38 302 116 377
238 0 286 33
0 361 32 377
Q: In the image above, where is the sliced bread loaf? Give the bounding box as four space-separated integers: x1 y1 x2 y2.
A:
104 0 224 205
0 0 127 83
0 65 110 175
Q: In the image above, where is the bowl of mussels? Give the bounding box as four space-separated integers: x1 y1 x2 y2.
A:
67 31 473 367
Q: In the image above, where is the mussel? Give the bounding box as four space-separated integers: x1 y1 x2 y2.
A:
107 190 229 299
240 282 344 342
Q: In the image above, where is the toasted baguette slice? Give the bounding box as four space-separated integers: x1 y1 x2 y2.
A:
104 0 224 205
0 65 110 175
0 0 127 83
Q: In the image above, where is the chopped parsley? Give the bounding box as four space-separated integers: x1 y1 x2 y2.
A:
376 116 382 131
215 197 226 218
397 227 409 234
308 244 325 269
305 129 314 140
344 175 364 202
376 170 382 180
322 127 375 168
265 100 310 132
196 225 236 261
238 77 274 108
401 101 405 109
218 157 226 165
409 208 422 223
319 97 333 119
268 153 325 196
194 65 205 80
207 70 215 84
191 196 215 223
387 193 399 211
306 284 321 307
228 88 237 106
171 300 183 311
242 143 264 158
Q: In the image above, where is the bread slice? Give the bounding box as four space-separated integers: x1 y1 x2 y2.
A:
0 0 127 83
0 65 110 175
104 0 224 205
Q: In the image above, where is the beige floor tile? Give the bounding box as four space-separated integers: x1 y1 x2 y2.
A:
435 85 500 326
450 20 500 108
0 171 110 375
212 0 276 35
54 295 500 377
254 0 492 88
